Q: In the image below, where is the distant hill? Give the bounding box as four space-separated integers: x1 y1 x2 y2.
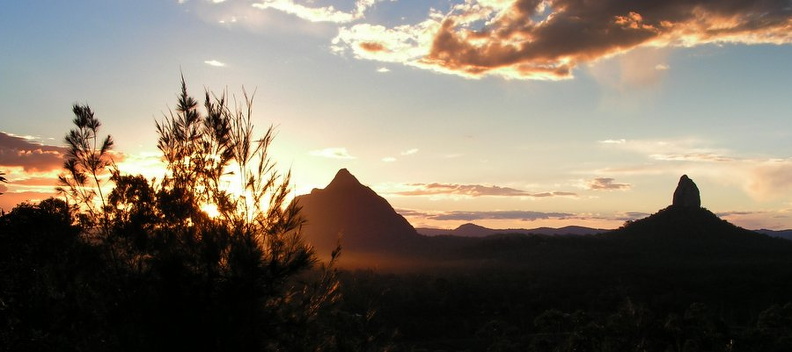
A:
755 229 792 241
417 222 607 237
600 205 792 262
295 171 792 272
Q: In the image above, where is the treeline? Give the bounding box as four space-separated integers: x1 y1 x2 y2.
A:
337 267 792 352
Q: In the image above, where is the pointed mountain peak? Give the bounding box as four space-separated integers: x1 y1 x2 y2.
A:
325 168 363 191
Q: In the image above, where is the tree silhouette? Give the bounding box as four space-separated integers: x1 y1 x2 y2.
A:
57 104 115 230
143 77 336 350
1 77 346 352
0 171 7 195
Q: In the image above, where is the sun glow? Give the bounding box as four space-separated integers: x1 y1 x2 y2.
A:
200 203 221 218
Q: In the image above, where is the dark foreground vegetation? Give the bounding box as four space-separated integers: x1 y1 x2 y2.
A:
333 207 792 351
3 80 792 351
1 80 384 351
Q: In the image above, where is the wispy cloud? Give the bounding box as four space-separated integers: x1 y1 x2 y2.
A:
616 212 651 221
745 159 792 201
204 60 226 67
599 137 734 163
251 0 382 24
595 138 792 201
380 148 420 163
397 208 655 226
392 182 577 198
587 177 631 191
427 210 574 222
309 147 356 159
400 148 419 156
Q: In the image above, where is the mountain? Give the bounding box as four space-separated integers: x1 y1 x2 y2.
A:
755 229 792 241
294 169 422 263
296 171 792 271
417 223 607 237
598 176 792 261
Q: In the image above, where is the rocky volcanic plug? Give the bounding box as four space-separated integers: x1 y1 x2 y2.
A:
672 174 701 208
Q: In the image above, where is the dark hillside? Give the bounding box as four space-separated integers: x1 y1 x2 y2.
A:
331 175 792 350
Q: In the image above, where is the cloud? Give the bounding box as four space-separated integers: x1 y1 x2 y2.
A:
381 157 397 162
0 131 65 172
0 191 60 213
204 60 227 67
599 139 627 145
396 207 660 226
717 209 792 230
400 148 419 156
595 138 792 201
393 182 577 198
587 177 631 191
309 147 356 159
377 67 390 73
252 0 381 24
617 211 651 221
599 137 734 163
745 159 792 201
427 210 574 221
332 0 792 80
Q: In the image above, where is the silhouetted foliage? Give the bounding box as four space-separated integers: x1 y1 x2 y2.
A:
0 78 365 352
0 171 7 195
0 198 112 351
57 104 115 230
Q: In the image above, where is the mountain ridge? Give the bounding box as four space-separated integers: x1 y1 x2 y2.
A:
295 169 792 270
416 223 607 237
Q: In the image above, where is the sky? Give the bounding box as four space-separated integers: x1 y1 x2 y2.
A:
1 0 791 231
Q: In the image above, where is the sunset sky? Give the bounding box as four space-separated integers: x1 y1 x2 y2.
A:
2 0 791 230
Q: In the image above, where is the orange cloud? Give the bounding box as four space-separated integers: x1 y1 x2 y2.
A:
427 210 573 221
394 182 578 198
333 0 792 80
0 132 65 172
359 42 387 52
